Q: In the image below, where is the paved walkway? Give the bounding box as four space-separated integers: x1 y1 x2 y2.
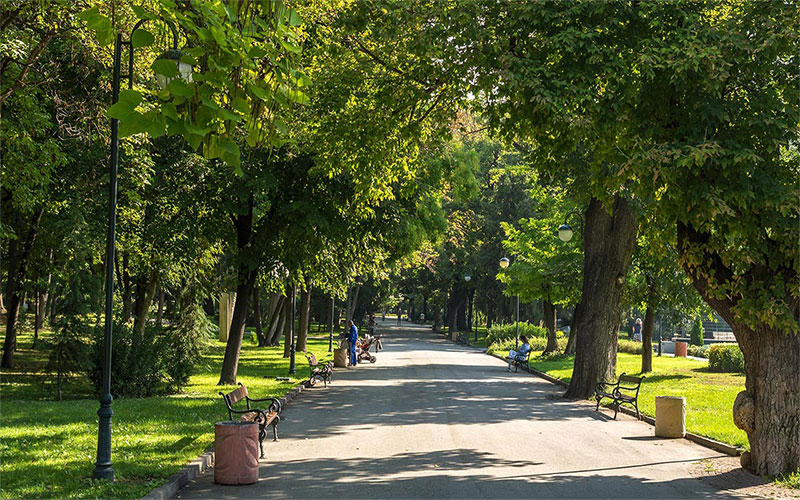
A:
177 322 739 499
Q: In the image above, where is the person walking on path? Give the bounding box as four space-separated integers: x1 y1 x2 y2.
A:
347 320 359 366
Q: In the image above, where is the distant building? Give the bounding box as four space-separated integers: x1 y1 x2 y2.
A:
702 314 735 342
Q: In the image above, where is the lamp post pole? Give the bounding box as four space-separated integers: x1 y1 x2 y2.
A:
93 31 123 483
93 23 187 482
289 284 297 374
515 294 520 350
328 297 334 352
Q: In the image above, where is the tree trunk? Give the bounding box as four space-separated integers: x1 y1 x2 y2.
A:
446 285 467 334
218 203 258 385
218 269 257 384
283 294 293 358
677 221 800 476
156 288 165 326
266 294 285 346
253 286 265 346
133 268 159 335
2 207 44 369
543 300 559 354
564 196 638 399
564 302 581 355
32 285 40 349
641 277 656 373
346 285 360 321
297 285 311 352
268 297 287 346
433 305 442 332
121 252 133 322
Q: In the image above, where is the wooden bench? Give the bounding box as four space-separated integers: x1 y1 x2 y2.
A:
305 353 332 387
506 349 531 372
219 383 280 458
594 373 644 420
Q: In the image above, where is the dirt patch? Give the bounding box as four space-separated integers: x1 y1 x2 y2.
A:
692 456 799 499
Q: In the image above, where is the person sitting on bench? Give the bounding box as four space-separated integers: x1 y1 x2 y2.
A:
506 335 531 372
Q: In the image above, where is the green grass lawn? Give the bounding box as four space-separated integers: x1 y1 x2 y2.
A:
1 328 333 499
487 344 747 450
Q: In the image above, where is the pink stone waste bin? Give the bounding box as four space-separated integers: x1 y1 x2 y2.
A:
674 342 688 358
214 421 259 485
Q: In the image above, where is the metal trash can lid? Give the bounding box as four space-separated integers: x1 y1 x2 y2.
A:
215 421 258 426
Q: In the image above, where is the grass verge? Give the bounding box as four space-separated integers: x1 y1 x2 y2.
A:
1 328 332 499
487 344 747 450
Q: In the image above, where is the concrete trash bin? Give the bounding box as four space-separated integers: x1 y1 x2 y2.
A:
674 341 688 358
214 421 259 485
333 347 348 367
655 396 686 438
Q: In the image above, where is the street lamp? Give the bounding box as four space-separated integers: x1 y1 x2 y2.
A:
94 20 191 483
289 284 297 375
464 273 476 341
558 210 584 242
498 257 519 349
328 297 334 352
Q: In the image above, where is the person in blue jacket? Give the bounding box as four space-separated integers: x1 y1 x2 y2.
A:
347 320 359 366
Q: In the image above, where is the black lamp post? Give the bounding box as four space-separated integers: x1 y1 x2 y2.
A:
328 297 334 352
93 21 191 482
289 284 297 375
498 257 520 349
464 273 476 342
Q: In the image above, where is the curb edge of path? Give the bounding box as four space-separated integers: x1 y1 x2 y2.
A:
482 350 743 458
141 379 311 500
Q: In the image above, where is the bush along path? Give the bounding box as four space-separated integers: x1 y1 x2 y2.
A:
0 328 332 500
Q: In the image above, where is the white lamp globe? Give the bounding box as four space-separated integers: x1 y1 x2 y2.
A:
558 224 574 242
155 48 193 90
499 257 510 269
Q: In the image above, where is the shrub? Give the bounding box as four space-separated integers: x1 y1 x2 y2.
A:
89 321 165 397
707 344 744 373
617 339 643 354
487 322 548 346
45 316 91 400
488 336 567 355
687 344 711 358
690 318 704 346
163 302 212 392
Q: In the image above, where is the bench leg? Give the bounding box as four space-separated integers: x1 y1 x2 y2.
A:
634 402 641 420
613 402 619 420
272 418 279 441
595 397 601 411
258 428 266 459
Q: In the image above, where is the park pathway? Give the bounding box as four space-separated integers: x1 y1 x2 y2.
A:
176 321 740 499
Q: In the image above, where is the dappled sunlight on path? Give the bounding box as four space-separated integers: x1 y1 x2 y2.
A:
176 325 744 499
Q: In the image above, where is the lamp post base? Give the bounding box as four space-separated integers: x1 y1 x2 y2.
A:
92 394 114 481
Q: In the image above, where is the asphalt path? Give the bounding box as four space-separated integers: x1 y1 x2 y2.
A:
176 321 739 499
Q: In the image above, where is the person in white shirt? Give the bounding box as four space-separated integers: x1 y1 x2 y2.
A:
507 335 532 371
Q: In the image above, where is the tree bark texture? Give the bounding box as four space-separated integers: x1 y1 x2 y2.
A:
564 196 638 399
678 221 800 476
282 295 292 358
133 267 159 335
447 285 468 334
642 305 654 373
564 302 581 355
253 286 265 346
543 300 559 354
346 285 360 321
2 207 44 368
297 286 311 352
268 296 287 346
218 203 258 385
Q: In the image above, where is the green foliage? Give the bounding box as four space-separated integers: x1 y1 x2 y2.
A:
488 336 567 355
618 339 643 355
487 322 549 346
90 321 165 397
776 470 800 490
162 301 213 392
687 344 711 359
690 318 704 347
79 0 310 169
708 344 745 373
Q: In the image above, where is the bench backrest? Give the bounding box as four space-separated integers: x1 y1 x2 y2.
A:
221 383 248 411
617 374 644 396
306 353 318 366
